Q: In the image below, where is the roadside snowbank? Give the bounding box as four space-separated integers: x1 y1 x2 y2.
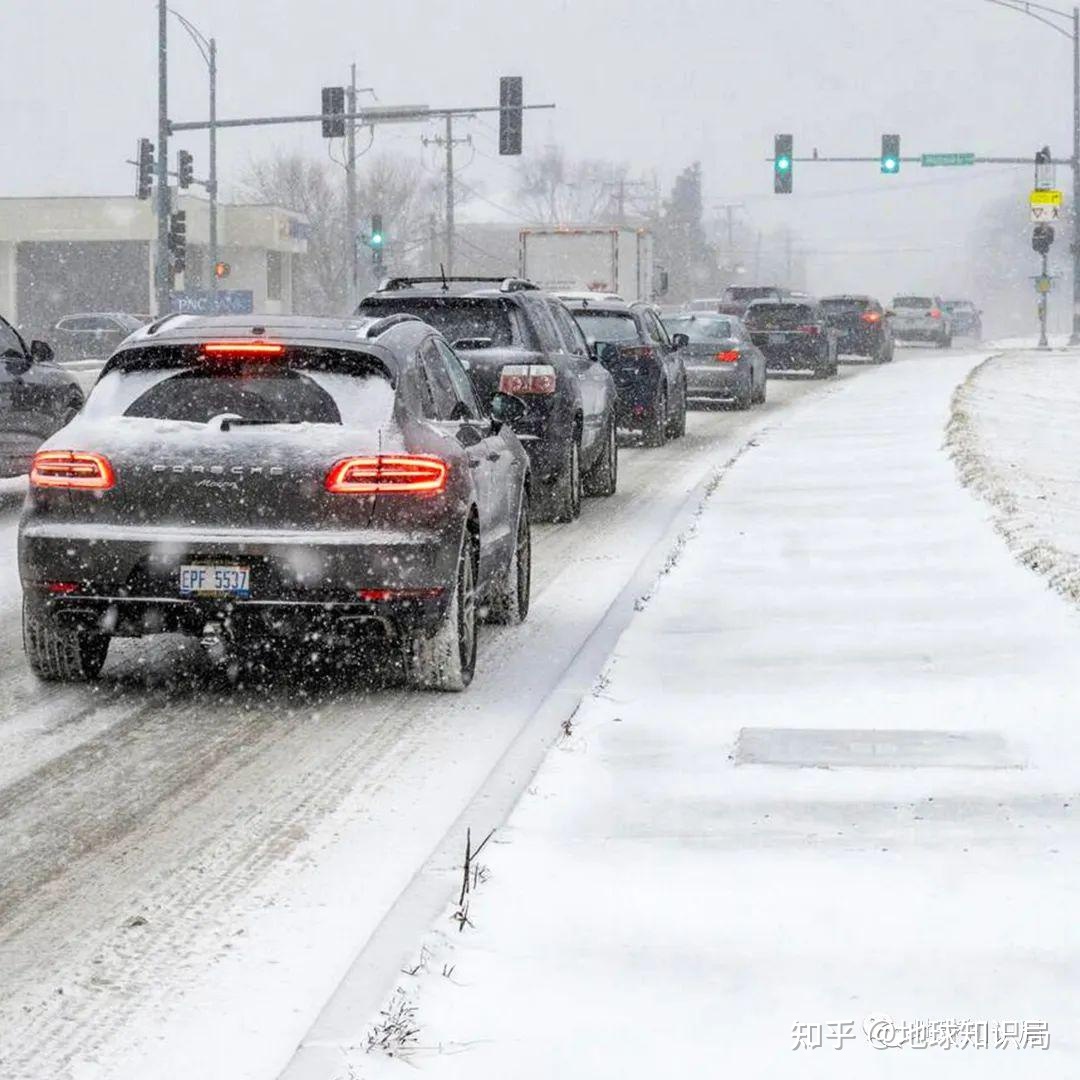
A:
356 351 1080 1079
950 348 1080 606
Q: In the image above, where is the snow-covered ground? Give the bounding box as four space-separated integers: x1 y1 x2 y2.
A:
352 349 1080 1079
951 348 1080 605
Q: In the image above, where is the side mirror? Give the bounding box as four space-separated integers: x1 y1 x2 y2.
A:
490 391 527 427
594 341 621 366
884 310 896 318
671 332 690 349
30 340 54 364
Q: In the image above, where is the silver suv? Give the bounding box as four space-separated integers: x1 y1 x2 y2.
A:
890 295 952 349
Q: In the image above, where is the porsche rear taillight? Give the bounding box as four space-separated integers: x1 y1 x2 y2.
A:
325 455 448 495
714 350 741 363
499 364 557 395
30 451 115 490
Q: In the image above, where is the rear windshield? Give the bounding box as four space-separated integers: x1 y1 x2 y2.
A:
893 296 933 308
88 346 394 427
569 311 640 344
744 303 814 328
725 287 779 302
944 300 973 311
359 297 518 348
820 298 872 312
662 314 735 342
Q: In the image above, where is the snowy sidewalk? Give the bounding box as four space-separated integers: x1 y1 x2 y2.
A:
366 351 1080 1080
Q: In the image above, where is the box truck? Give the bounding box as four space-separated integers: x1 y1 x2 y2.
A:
518 226 663 302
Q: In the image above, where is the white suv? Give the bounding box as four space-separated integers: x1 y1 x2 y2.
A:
890 295 952 349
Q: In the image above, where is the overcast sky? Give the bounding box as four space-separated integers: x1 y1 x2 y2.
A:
5 0 1075 305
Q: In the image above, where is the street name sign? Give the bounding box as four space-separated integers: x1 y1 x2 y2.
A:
921 153 975 167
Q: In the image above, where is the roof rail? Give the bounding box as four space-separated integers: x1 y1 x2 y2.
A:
363 313 425 338
378 275 539 293
143 312 185 336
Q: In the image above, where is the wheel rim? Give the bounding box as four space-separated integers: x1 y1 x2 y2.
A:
459 549 476 671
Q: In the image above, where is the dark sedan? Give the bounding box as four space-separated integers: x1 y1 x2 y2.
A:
0 314 84 477
19 314 532 691
743 299 838 378
562 296 687 445
820 295 894 363
661 312 766 409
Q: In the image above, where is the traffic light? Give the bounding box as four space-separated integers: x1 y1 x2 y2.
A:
774 134 793 194
881 134 900 175
136 138 155 200
168 210 187 274
321 86 345 138
214 261 231 280
370 213 385 274
1032 223 1055 254
177 150 194 189
499 76 523 156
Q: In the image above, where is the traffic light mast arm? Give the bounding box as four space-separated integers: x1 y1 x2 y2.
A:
764 153 1075 164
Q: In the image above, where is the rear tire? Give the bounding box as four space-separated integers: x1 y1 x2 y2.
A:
753 372 768 403
733 370 753 409
23 598 109 682
938 333 952 349
547 433 582 523
667 380 688 438
404 538 477 691
486 500 531 625
643 387 668 447
583 418 618 497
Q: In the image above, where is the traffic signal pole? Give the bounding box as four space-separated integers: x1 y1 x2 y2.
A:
346 64 358 305
209 36 218 293
155 0 171 315
1072 4 1080 344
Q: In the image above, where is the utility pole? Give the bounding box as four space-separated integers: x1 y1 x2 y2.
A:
1039 247 1051 348
1072 5 1080 343
422 117 471 275
155 0 171 314
346 64 359 305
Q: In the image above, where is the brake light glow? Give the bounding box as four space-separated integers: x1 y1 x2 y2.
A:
30 451 115 490
499 364 557 395
201 341 285 357
861 311 883 324
358 587 445 602
325 455 448 495
714 350 741 363
796 324 821 336
42 581 81 595
929 308 942 319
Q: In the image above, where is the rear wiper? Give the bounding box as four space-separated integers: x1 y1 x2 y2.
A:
219 418 307 431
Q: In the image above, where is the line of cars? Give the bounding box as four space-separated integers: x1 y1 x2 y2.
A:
14 276 733 691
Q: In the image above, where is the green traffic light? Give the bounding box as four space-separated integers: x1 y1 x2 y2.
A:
882 157 898 173
371 232 384 247
776 156 791 172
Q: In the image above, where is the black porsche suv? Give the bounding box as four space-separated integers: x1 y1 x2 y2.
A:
20 314 533 691
357 278 619 523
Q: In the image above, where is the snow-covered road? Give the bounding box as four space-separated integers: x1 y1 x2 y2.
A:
360 346 1080 1079
0 361 890 1080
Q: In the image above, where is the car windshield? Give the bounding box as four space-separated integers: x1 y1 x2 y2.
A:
894 296 934 308
569 311 640 344
821 298 872 312
725 287 779 302
745 303 814 328
662 314 735 341
359 297 517 347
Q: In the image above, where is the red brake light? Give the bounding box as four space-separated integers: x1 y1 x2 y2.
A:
795 324 820 336
929 308 942 319
358 587 445 602
714 350 741 363
326 455 448 495
30 451 115 490
861 311 882 324
499 364 557 395
201 341 285 357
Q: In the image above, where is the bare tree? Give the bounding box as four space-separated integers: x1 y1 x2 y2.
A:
514 145 630 224
238 150 441 313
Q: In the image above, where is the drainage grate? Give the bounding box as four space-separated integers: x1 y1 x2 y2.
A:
735 728 1020 769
